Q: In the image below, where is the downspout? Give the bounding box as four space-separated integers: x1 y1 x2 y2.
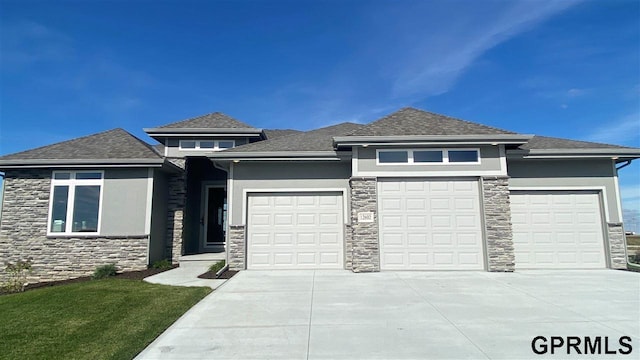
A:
616 160 632 171
614 160 637 268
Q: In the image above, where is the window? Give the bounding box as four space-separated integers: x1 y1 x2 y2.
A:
448 150 479 163
179 140 235 151
376 149 480 165
49 171 103 234
414 150 443 163
378 151 409 163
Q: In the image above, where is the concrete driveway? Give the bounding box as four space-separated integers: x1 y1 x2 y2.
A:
136 270 639 359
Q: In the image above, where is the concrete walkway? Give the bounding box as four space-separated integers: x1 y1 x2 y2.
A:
143 254 227 289
137 269 640 359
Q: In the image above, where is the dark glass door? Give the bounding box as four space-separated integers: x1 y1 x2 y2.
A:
205 187 226 246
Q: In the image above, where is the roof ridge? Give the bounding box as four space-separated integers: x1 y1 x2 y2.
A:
0 128 124 158
157 111 254 129
124 130 164 158
402 107 516 134
529 135 638 150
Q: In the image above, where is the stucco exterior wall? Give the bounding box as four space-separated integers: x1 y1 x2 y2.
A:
507 159 621 222
230 161 351 225
101 168 150 235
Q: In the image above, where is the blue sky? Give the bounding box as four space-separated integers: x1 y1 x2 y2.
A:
1 0 639 228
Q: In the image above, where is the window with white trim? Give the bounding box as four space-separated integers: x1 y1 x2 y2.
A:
376 149 479 164
179 139 235 151
49 171 103 234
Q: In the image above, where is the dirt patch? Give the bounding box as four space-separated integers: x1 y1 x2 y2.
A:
198 269 238 280
1 265 179 295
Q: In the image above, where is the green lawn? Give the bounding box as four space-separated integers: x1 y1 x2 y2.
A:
0 279 211 360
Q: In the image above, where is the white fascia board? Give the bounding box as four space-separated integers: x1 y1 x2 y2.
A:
507 148 640 159
0 159 165 169
333 134 534 148
144 127 263 136
207 151 350 161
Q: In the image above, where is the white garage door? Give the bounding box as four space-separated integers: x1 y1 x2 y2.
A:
378 179 485 270
510 191 606 269
247 192 344 269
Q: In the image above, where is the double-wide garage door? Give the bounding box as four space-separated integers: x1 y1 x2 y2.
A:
378 179 485 270
510 191 606 269
247 192 344 269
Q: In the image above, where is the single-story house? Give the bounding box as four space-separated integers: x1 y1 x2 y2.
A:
1 107 638 282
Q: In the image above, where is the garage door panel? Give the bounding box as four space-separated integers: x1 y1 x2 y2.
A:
511 191 606 269
247 192 344 269
408 253 429 266
379 179 484 270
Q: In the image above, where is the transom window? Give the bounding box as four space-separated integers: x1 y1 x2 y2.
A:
377 149 480 164
48 171 103 235
179 140 235 151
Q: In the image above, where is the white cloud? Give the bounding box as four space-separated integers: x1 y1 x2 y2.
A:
0 20 74 65
385 1 580 98
585 112 640 145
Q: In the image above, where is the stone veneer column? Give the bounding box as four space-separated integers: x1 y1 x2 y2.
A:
607 223 627 269
166 159 186 264
481 176 515 272
228 225 246 270
344 224 353 270
0 170 147 283
349 177 380 272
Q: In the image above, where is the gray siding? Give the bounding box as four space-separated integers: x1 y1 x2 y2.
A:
101 168 150 236
149 170 169 262
231 161 351 225
507 159 621 222
357 145 503 174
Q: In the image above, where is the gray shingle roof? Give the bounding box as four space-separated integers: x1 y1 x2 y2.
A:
263 129 303 139
0 128 162 161
157 112 255 129
347 107 516 136
227 123 364 152
519 135 636 150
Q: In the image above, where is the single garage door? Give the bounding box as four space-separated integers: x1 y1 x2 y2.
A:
378 179 485 270
510 191 606 269
247 192 344 269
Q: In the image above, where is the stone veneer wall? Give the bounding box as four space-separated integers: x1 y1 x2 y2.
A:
166 159 186 264
349 177 380 272
481 176 515 272
607 223 627 269
0 170 148 283
228 225 246 270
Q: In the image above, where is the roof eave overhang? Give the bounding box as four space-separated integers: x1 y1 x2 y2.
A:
0 158 166 169
507 148 640 160
207 151 350 161
332 134 534 149
144 128 265 139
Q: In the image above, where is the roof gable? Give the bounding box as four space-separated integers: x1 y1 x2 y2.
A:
347 107 516 136
0 128 162 161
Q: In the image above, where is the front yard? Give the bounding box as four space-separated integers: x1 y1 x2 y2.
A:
0 278 211 360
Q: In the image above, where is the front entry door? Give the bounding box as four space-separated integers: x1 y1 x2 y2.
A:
204 187 226 248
